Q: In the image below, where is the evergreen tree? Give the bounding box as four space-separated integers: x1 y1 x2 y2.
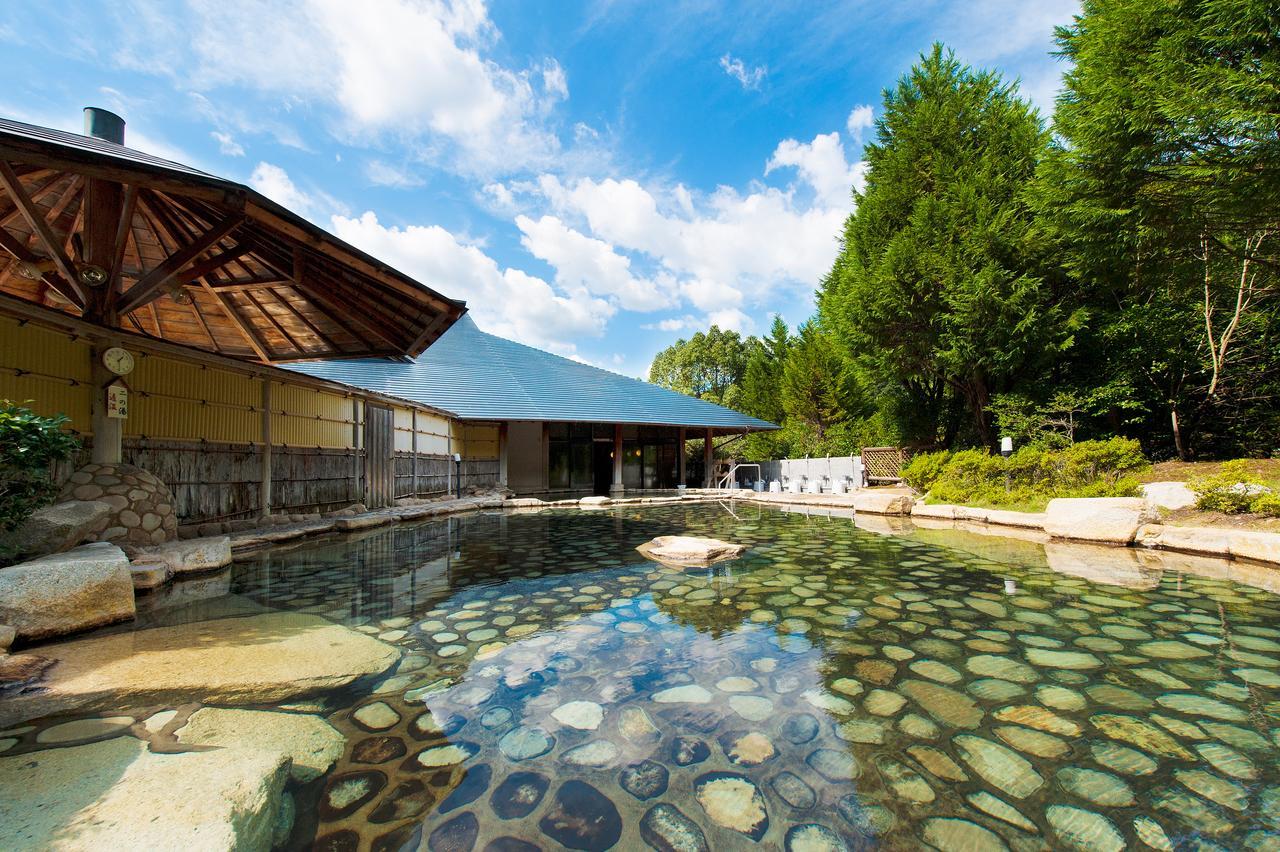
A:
1039 0 1280 458
780 322 865 441
819 45 1066 448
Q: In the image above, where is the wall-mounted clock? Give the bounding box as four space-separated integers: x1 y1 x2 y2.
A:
102 346 135 376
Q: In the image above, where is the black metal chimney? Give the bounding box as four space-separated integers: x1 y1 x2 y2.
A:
83 107 125 144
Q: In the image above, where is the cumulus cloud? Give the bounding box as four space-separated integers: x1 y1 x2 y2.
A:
719 54 767 90
766 131 865 208
118 0 566 174
846 104 874 142
330 211 611 353
515 215 673 312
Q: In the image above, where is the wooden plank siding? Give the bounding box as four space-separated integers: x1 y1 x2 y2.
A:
1 310 500 523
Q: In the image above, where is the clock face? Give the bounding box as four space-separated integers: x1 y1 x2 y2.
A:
102 347 134 376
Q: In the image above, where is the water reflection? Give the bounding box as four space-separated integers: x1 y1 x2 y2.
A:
184 505 1280 847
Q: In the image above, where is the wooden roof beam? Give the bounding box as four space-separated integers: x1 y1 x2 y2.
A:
0 161 85 308
117 199 242 315
199 281 270 361
0 226 84 308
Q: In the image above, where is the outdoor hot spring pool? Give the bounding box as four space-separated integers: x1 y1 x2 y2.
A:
10 502 1280 850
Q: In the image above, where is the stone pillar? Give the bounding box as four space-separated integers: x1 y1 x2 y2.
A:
677 426 686 486
703 428 714 489
260 378 272 517
611 423 624 495
89 343 123 464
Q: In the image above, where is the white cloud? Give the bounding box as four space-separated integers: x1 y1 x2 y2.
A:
707 307 753 333
846 105 874 142
533 123 864 323
515 215 673 312
330 211 612 353
211 130 244 156
365 160 425 188
249 162 347 223
641 316 699 332
766 131 864 208
118 0 566 174
719 53 767 90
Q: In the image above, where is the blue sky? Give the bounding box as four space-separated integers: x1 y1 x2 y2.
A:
0 0 1078 376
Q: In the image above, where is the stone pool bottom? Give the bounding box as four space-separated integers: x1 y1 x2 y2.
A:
4 502 1280 851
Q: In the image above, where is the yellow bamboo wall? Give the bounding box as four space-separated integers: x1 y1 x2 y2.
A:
0 316 499 458
0 315 92 432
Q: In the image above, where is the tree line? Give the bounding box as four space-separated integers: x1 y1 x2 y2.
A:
650 0 1279 461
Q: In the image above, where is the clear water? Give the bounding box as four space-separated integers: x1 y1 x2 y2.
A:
20 504 1280 850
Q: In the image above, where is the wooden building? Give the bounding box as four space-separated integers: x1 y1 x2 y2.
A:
0 110 495 522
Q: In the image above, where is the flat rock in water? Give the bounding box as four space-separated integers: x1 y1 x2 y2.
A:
0 612 400 727
693 772 769 841
966 655 1038 684
640 803 709 852
1046 805 1125 852
966 791 1038 833
907 745 968 782
954 734 1044 799
175 707 344 782
900 680 983 729
637 536 746 566
620 761 669 800
1090 741 1158 776
0 735 288 851
538 781 622 850
1056 767 1135 806
921 817 1010 852
994 725 1069 759
1091 714 1193 760
551 700 604 730
1025 649 1102 670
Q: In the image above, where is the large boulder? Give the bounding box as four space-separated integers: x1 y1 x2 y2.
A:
637 535 746 566
57 462 178 546
0 735 289 851
137 536 232 576
1 500 114 560
852 491 913 516
0 542 135 642
176 707 344 782
1043 497 1157 545
0 612 400 727
1142 481 1197 510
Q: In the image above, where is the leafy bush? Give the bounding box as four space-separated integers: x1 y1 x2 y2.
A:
902 450 952 492
1190 460 1277 514
920 437 1148 508
0 401 81 532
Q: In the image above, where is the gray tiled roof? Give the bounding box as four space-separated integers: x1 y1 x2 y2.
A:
287 316 776 431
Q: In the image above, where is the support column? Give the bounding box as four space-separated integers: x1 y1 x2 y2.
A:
677 427 687 487
89 343 123 464
351 398 361 504
498 421 509 488
703 428 714 489
260 378 272 517
411 409 419 497
611 423 624 496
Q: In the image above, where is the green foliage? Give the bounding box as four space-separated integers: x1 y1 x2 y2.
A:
819 44 1067 447
648 326 750 407
920 437 1148 508
901 450 952 492
1189 460 1278 514
0 401 81 532
780 322 867 441
1038 0 1280 459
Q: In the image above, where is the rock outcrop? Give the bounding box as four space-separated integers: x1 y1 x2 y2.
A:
137 536 232 576
0 612 401 727
0 542 135 642
176 707 345 782
1043 497 1157 545
852 492 913 515
0 735 290 851
637 535 747 566
1 500 113 559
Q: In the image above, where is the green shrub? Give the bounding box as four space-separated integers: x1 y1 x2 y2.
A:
0 401 81 533
921 437 1148 509
902 450 952 493
1190 460 1276 514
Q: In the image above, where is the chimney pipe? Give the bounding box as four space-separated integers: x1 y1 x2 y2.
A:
83 107 125 145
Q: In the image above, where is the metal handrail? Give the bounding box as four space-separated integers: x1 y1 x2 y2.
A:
717 462 760 490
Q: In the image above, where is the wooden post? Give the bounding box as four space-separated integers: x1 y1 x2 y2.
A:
411 408 419 497
89 342 123 464
611 423 624 495
498 421 509 488
677 426 686 486
703 428 714 488
260 378 272 517
351 398 361 504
